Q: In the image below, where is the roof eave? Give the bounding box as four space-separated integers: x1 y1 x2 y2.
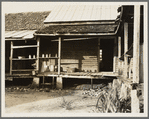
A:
44 20 116 26
34 32 116 37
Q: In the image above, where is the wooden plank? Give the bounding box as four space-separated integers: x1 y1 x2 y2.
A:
61 59 79 63
124 22 128 78
83 56 97 58
5 38 28 41
82 64 98 67
131 5 140 113
44 21 116 26
118 36 121 58
34 32 116 37
12 58 37 60
51 37 97 42
115 57 119 73
82 62 98 64
133 5 141 84
39 57 58 59
12 45 38 49
82 59 97 61
118 36 121 74
113 56 116 72
56 76 63 89
12 69 37 71
10 41 13 75
36 37 40 72
58 37 61 75
82 59 98 62
82 64 98 66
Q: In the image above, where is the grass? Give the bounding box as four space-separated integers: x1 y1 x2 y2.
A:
60 96 73 110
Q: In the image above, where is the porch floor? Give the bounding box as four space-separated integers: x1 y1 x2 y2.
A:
37 71 118 79
5 72 118 79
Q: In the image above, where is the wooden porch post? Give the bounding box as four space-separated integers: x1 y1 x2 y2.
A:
56 37 63 89
58 37 61 75
124 22 128 78
36 37 40 72
97 38 100 72
131 5 140 113
32 37 40 88
118 36 121 58
10 41 13 75
118 36 121 74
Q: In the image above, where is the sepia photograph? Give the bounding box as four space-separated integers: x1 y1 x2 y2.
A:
1 1 148 117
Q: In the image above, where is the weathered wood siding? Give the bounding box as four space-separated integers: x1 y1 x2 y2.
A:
39 38 98 72
61 39 98 72
114 56 119 73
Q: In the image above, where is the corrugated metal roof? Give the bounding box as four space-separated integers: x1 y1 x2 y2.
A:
44 5 120 23
5 30 36 40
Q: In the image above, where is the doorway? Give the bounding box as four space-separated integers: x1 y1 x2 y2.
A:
100 39 114 71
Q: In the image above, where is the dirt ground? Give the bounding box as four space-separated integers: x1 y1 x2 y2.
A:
5 89 74 108
5 78 110 110
4 80 144 114
5 88 99 113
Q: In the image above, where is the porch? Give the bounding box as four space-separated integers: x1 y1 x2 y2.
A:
6 71 118 89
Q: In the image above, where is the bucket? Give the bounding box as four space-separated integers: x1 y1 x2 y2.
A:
50 65 54 72
41 61 47 72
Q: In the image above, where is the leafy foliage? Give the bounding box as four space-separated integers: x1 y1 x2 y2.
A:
96 79 131 113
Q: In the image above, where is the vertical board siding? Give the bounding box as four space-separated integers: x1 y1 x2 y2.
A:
39 38 98 72
114 56 119 73
61 39 98 72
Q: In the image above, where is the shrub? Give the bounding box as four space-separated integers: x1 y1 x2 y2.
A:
96 79 131 113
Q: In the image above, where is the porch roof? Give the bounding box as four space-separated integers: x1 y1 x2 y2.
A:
5 30 36 40
35 23 118 36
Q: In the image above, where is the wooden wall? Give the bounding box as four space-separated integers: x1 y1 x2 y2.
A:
39 38 98 72
61 39 98 72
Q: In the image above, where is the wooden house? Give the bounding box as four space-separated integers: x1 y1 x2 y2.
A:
5 5 144 93
5 11 50 77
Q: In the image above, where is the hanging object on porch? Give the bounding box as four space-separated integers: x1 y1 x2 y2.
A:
50 65 55 72
41 61 47 72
